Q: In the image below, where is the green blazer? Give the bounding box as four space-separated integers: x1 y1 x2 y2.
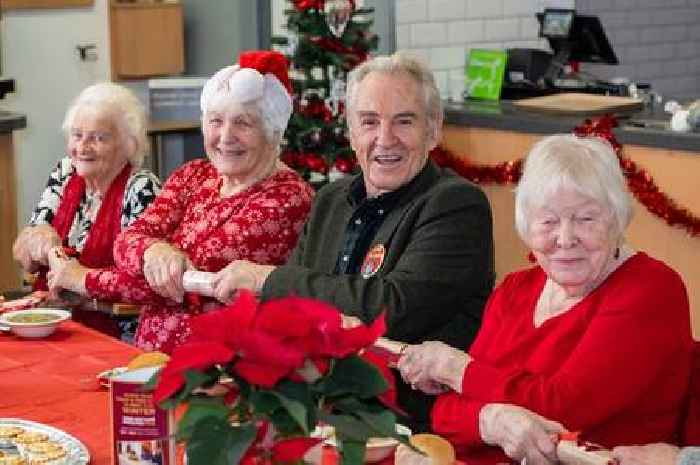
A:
263 160 495 428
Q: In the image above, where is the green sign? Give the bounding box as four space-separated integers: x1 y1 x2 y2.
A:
465 49 507 100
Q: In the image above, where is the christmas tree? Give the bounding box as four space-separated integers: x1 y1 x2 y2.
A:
271 0 379 186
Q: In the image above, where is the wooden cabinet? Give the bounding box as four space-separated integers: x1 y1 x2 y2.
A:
0 132 21 292
109 1 184 80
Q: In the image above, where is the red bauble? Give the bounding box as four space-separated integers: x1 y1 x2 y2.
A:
334 157 355 173
301 95 333 122
300 153 328 174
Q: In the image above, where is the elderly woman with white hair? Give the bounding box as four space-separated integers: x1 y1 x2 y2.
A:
395 134 694 465
13 82 161 339
49 51 314 353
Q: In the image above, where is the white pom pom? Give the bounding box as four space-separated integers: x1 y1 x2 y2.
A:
228 68 264 103
200 64 239 112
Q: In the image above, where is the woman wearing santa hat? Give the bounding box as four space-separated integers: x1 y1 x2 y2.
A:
48 51 314 353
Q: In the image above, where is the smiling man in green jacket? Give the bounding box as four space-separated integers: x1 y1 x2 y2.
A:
213 52 495 431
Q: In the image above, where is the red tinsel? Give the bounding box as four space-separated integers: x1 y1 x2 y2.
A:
430 115 700 237
430 145 523 184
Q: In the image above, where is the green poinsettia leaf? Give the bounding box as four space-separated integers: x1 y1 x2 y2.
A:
171 369 220 405
352 409 398 441
338 439 366 465
276 380 317 430
186 416 256 465
330 401 405 444
270 389 309 434
317 412 373 443
333 397 388 415
177 396 230 441
268 409 301 436
248 390 282 415
316 355 387 399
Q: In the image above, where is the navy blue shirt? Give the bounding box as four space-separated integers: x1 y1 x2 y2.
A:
333 165 428 274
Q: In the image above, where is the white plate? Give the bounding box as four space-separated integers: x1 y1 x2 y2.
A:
0 418 90 465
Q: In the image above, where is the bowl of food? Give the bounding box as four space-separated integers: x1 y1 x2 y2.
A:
313 423 411 463
0 308 71 338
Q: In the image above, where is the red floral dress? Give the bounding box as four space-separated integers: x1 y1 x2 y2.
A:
84 159 314 353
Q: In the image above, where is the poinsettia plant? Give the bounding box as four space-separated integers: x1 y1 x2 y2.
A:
147 291 406 465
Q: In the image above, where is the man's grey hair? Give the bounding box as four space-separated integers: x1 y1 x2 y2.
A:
346 52 443 132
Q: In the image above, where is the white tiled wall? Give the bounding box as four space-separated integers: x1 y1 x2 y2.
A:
577 0 700 102
395 0 700 102
395 0 574 99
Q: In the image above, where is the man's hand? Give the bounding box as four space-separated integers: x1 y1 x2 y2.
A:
211 260 275 304
479 403 564 465
612 443 680 465
397 340 471 393
143 242 191 303
47 246 88 297
13 224 61 272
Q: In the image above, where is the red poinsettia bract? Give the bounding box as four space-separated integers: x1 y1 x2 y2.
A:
154 291 386 404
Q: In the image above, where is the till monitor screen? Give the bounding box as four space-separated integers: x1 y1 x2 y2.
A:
541 9 574 38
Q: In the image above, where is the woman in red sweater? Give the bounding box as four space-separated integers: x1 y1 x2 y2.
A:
397 134 695 465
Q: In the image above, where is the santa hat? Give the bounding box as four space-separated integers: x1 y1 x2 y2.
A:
200 50 293 135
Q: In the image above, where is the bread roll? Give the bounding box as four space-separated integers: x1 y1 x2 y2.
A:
126 352 170 371
407 434 455 465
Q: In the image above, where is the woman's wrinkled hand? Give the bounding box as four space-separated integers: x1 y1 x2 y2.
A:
47 246 88 297
479 403 564 465
211 260 275 304
13 224 62 272
612 443 680 465
143 242 191 303
397 341 471 393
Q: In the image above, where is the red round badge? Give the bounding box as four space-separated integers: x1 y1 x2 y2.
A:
361 244 386 279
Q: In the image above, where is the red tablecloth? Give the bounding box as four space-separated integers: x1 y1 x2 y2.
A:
0 321 141 465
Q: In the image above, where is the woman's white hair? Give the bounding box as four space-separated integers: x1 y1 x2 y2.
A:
346 52 443 135
62 82 149 168
514 134 633 241
200 65 292 155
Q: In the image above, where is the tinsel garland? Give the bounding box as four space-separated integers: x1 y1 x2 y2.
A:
430 115 700 237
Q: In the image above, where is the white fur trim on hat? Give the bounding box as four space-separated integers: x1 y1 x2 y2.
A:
200 64 292 135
